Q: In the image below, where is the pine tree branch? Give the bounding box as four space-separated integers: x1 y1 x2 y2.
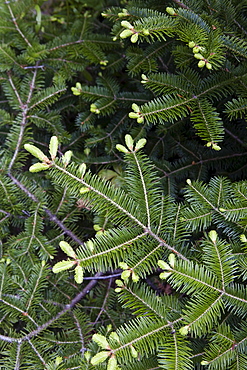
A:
5 1 32 47
8 174 86 246
54 163 189 261
0 272 102 344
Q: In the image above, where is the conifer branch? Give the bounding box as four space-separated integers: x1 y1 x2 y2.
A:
5 1 32 47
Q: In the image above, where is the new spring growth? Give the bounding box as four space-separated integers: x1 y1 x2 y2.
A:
141 74 148 84
120 20 133 39
24 144 49 162
166 7 177 16
71 82 82 95
78 163 86 178
107 356 117 370
92 333 110 349
206 141 221 151
129 103 144 123
179 325 190 336
24 141 54 173
59 241 77 259
91 337 118 368
52 241 84 283
90 103 100 114
109 331 120 343
188 44 212 69
91 351 110 366
158 258 174 280
118 8 129 17
125 134 134 151
115 279 124 293
119 261 139 282
120 20 139 43
119 262 131 280
49 136 58 160
240 234 247 243
116 134 146 154
130 345 138 358
61 150 73 167
209 230 217 243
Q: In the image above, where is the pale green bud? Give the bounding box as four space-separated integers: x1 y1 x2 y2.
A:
71 86 81 95
91 351 110 365
158 260 170 270
52 260 75 273
62 150 73 166
166 7 176 15
132 103 140 112
29 163 50 172
100 60 108 66
116 144 129 153
130 345 138 358
115 279 124 287
92 334 110 349
159 271 172 279
90 104 100 114
107 356 117 370
142 29 150 35
132 271 139 282
209 230 217 243
74 265 84 284
194 53 204 60
86 240 94 252
193 46 200 54
80 187 90 194
135 138 147 151
125 134 134 150
24 144 48 162
121 20 132 29
129 112 139 119
137 117 144 123
131 33 139 43
109 331 120 342
119 262 129 269
188 41 195 48
121 269 131 280
186 179 192 185
59 241 77 259
201 361 209 365
179 325 190 335
240 234 247 243
49 136 58 160
198 60 206 68
120 29 133 39
94 224 101 231
84 148 90 156
206 62 212 69
78 163 86 178
55 356 63 365
212 143 221 151
168 253 175 268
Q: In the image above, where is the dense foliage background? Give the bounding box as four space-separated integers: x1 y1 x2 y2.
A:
0 0 247 369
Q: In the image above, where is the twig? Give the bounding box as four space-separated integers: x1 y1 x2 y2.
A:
0 272 102 344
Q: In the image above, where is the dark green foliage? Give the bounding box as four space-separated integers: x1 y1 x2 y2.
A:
0 0 247 369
